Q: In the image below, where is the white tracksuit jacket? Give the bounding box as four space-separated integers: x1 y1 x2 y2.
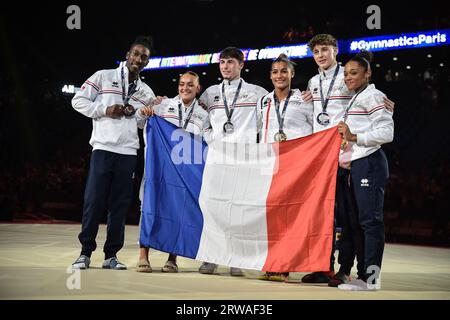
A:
256 89 313 143
72 63 155 155
339 84 394 164
200 78 268 143
153 96 209 136
308 63 353 133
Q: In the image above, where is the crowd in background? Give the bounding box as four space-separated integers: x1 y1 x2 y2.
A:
1 4 449 246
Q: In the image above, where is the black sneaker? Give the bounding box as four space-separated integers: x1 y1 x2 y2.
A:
328 271 350 287
301 271 334 283
198 262 218 274
230 267 244 277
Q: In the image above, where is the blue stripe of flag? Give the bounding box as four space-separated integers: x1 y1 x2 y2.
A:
140 116 207 258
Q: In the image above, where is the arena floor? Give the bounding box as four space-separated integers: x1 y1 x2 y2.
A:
0 223 449 300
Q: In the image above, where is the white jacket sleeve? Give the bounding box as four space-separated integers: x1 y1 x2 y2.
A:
199 90 211 111
356 93 394 147
200 113 211 141
304 101 314 132
254 87 268 143
201 108 213 143
151 97 169 117
198 94 213 143
135 111 148 130
256 86 269 99
72 71 107 119
136 89 156 130
306 78 312 91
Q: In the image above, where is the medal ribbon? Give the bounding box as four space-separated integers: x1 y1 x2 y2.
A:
343 84 369 123
273 89 293 133
178 99 196 129
221 79 243 123
121 66 137 105
319 64 340 113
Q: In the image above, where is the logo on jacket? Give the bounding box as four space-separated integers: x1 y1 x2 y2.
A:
168 107 175 113
313 87 318 94
112 81 119 88
262 98 270 108
213 96 220 102
360 178 369 187
291 96 302 104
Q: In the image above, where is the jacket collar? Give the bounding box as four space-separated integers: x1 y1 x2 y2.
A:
117 62 142 89
176 95 197 109
222 77 244 88
319 62 340 79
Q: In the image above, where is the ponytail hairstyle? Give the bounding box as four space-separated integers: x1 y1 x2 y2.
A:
181 70 200 83
350 50 373 73
272 53 297 76
179 70 202 96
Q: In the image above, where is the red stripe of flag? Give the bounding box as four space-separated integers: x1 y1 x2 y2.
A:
263 126 341 272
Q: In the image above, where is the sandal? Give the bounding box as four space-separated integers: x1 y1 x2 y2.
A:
268 272 289 282
161 260 178 273
257 272 274 281
136 259 152 273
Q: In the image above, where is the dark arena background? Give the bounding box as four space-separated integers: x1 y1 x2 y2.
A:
0 0 449 306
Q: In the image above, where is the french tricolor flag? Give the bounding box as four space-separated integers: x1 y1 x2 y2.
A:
140 116 341 272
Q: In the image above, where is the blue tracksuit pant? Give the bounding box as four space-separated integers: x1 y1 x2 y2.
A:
78 150 136 259
335 149 389 281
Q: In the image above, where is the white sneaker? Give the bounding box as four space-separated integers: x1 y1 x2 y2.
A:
102 257 127 270
72 255 90 269
338 279 377 291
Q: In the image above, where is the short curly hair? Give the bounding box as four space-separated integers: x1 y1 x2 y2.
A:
130 35 154 53
307 34 338 51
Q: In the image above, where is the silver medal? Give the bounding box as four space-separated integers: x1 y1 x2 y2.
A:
223 121 234 134
317 112 330 126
